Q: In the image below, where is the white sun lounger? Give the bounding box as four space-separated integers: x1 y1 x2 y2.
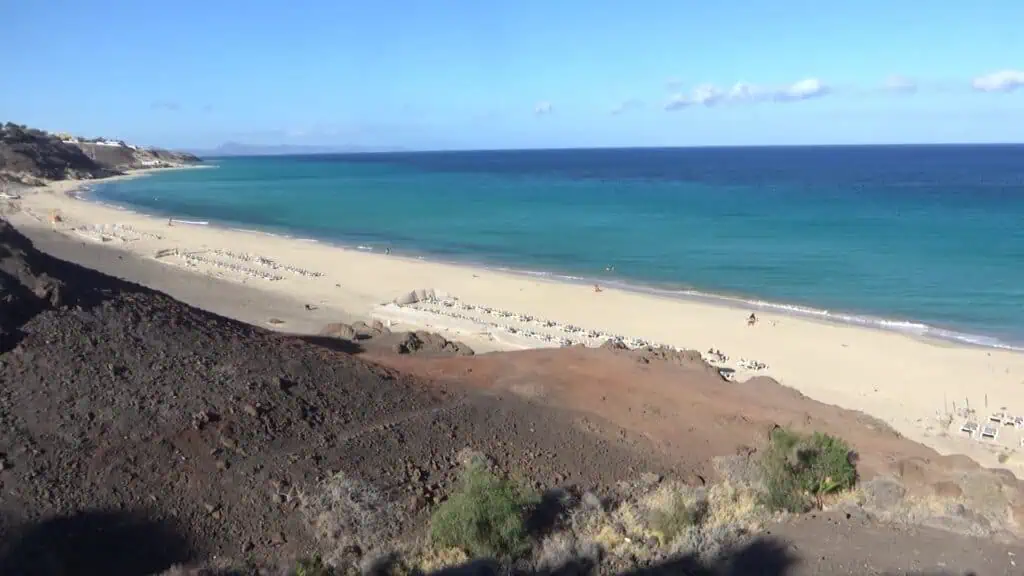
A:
980 424 999 440
960 421 979 436
989 413 1005 423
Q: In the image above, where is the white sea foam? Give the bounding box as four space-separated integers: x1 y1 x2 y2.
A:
664 287 1024 351
230 227 287 238
479 265 1024 352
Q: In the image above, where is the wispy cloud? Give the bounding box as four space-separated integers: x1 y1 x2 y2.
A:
972 70 1024 92
610 99 643 116
665 78 830 110
775 78 830 101
151 100 181 112
534 101 554 116
882 75 917 94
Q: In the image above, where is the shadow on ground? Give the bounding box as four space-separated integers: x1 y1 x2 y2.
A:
422 539 976 576
0 219 147 353
0 510 197 576
297 334 366 354
0 511 981 576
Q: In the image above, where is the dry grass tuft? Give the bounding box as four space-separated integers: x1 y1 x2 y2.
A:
532 532 602 574
705 480 762 532
642 482 708 545
300 472 404 568
415 547 470 573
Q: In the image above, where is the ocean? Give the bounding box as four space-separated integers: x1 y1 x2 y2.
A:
90 146 1024 350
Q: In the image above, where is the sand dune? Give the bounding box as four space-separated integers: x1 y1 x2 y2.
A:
7 172 1024 477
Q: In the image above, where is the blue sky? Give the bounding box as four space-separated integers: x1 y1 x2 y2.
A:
4 1 1023 150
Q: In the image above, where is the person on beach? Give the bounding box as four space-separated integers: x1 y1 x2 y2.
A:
747 313 758 326
594 283 603 293
385 248 391 255
168 218 173 226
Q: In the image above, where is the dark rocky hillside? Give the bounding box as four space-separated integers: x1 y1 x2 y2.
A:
0 122 201 185
0 123 116 184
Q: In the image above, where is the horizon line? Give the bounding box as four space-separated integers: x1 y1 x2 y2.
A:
189 141 1024 156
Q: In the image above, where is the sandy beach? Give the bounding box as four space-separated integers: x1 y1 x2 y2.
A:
7 169 1024 476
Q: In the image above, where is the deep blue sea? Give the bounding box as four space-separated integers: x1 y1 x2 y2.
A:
90 146 1024 350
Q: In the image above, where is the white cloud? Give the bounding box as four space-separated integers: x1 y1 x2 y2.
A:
534 101 554 115
883 75 917 93
665 78 829 110
691 84 726 105
776 78 829 101
972 70 1024 92
727 82 759 101
610 99 643 115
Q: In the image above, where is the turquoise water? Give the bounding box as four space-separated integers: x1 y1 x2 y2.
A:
90 147 1024 349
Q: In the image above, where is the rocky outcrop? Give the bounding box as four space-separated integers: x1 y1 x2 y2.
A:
600 339 724 378
319 320 475 357
390 330 475 356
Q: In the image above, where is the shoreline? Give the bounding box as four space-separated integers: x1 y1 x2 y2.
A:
7 170 1024 478
85 171 1024 354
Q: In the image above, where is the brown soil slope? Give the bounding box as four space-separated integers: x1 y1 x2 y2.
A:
372 342 1024 532
371 345 1022 493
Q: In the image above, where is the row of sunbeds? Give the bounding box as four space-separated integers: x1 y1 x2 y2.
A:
960 412 1024 445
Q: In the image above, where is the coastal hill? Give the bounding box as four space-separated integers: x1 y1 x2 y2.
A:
2 213 1024 574
0 122 201 186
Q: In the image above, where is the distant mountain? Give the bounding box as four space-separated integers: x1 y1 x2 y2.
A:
191 142 405 157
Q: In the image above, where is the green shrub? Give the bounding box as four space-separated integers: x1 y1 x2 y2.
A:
760 427 857 513
429 464 538 558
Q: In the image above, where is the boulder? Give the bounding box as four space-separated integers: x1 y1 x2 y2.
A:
320 323 356 340
392 331 473 356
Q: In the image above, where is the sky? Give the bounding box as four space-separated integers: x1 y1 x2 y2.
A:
3 1 1023 150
